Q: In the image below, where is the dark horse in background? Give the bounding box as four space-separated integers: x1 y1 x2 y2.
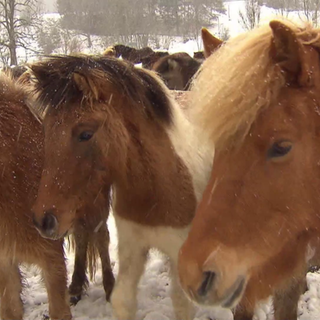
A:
152 28 224 90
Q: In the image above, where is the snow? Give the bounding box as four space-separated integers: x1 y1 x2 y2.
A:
18 212 320 320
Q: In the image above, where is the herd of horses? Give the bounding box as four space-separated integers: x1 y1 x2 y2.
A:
0 17 320 320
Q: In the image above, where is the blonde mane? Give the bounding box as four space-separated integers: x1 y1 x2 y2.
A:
190 18 320 151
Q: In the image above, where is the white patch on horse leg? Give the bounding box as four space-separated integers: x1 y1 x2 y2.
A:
110 217 148 320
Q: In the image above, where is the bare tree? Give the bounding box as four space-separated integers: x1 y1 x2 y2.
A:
298 0 320 26
239 0 261 31
0 0 42 66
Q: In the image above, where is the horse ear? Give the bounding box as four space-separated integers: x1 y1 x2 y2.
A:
73 72 99 100
201 28 223 58
269 20 304 80
103 46 116 57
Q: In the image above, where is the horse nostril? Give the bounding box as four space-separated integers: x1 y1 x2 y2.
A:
42 210 57 233
198 271 216 297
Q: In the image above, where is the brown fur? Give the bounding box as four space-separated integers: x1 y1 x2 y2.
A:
193 51 205 60
140 51 169 69
179 18 320 318
0 73 71 320
152 52 202 90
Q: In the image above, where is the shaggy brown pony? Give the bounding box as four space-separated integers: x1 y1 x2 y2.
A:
16 69 115 305
0 73 71 320
178 19 320 319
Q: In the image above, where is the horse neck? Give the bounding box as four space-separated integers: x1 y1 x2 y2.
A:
112 110 198 227
156 97 213 202
0 102 42 220
183 59 201 88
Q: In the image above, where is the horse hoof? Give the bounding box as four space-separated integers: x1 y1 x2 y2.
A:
70 295 82 306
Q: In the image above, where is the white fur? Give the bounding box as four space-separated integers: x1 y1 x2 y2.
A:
111 215 194 320
165 92 214 202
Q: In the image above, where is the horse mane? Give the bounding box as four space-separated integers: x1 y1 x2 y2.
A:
190 18 320 151
29 54 173 125
0 72 27 104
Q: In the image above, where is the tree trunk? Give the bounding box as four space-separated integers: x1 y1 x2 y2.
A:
8 0 17 65
9 45 17 65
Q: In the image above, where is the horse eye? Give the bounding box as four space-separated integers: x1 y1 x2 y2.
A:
78 131 94 142
268 141 292 159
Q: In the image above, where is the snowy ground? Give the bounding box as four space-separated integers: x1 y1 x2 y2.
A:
19 212 320 320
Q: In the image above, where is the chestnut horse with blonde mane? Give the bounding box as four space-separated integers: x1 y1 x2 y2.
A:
178 19 320 319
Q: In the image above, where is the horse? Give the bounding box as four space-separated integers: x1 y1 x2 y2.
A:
103 44 154 64
152 52 202 90
178 19 320 319
28 52 309 320
152 30 222 91
0 72 71 320
28 53 213 320
15 68 115 305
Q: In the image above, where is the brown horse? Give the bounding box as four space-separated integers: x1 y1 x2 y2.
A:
152 52 202 90
103 44 154 64
0 73 71 320
178 19 320 319
152 31 222 91
16 69 115 305
29 54 213 320
28 53 308 320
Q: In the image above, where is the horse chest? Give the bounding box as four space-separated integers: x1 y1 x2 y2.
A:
113 213 190 262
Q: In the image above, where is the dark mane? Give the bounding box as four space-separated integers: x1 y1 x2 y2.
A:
30 54 172 125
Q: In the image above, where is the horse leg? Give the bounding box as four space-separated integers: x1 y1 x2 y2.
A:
40 243 71 320
93 221 115 301
110 224 148 320
233 302 254 320
0 259 23 320
69 224 89 305
170 261 195 320
273 273 307 320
